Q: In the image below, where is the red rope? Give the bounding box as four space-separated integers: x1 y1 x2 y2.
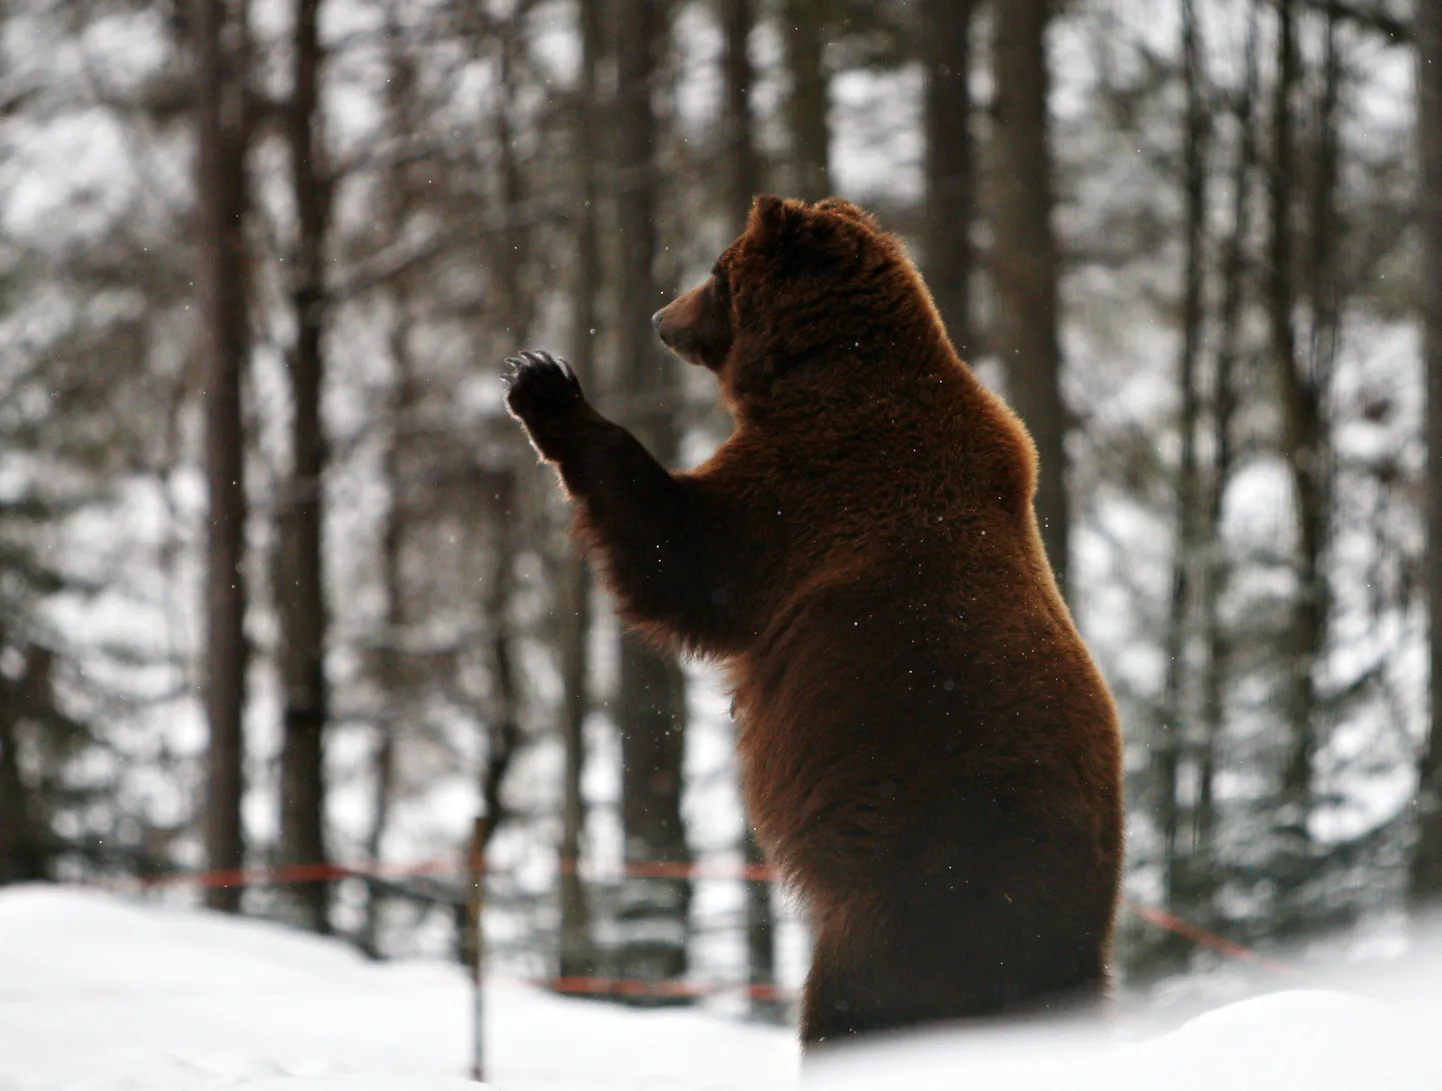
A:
106 857 778 891
558 858 779 882
1124 900 1300 978
84 857 1296 978
546 976 791 1000
108 860 462 891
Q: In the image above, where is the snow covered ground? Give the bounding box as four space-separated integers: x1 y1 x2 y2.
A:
3 885 1442 1091
0 886 795 1091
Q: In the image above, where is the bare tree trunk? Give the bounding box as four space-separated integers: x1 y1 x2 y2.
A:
1274 0 1338 889
361 314 411 958
784 0 830 201
195 0 252 914
719 0 777 1016
361 718 394 956
556 0 605 982
922 0 975 358
1270 0 1305 817
1288 3 1342 812
277 0 333 935
721 0 759 232
467 5 532 976
462 504 520 979
1196 0 1262 902
556 549 594 977
613 0 692 998
991 0 1068 598
0 651 58 884
614 643 690 993
741 824 779 1018
1412 0 1442 904
485 478 522 851
0 650 66 884
0 687 44 885
361 13 419 957
1158 0 1208 941
492 14 531 338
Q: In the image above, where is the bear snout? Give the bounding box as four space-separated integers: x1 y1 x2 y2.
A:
653 309 683 352
652 277 732 370
652 306 693 358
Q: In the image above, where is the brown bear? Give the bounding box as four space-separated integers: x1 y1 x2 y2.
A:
503 195 1124 1048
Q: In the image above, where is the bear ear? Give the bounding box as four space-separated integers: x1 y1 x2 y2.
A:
749 194 805 251
748 194 854 268
812 197 879 231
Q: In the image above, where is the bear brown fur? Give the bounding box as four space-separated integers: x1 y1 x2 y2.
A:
504 195 1124 1047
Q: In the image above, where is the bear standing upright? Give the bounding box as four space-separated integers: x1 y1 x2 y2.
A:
504 196 1124 1047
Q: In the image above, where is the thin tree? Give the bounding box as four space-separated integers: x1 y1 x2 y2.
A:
362 307 412 956
363 323 406 953
1158 0 1208 943
1269 0 1305 827
195 0 253 914
719 0 778 1018
361 12 422 953
462 484 520 995
469 0 532 974
482 474 522 859
0 648 50 884
1412 0 1442 904
1273 0 1341 902
612 0 692 996
722 0 759 224
784 0 831 200
990 0 1068 597
556 0 605 981
1195 0 1262 911
1285 1 1344 824
921 0 975 358
277 0 334 934
490 9 530 336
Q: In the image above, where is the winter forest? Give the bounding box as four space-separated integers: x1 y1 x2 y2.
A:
1 0 1439 1049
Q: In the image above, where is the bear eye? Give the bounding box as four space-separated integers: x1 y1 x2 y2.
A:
710 261 732 300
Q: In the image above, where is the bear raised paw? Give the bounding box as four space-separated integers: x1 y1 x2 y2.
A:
505 195 1124 1048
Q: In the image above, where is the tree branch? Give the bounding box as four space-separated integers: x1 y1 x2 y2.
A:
1300 0 1410 43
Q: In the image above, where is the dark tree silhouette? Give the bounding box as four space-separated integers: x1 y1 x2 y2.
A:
277 0 334 935
990 0 1068 598
1413 0 1442 904
784 0 831 200
612 0 692 995
921 0 974 358
195 0 253 914
556 0 606 984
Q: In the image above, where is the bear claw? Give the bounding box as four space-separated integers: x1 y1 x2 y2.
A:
503 349 585 426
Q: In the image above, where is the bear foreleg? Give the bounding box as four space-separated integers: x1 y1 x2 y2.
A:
504 349 762 652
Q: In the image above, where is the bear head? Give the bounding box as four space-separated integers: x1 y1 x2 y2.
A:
652 195 945 408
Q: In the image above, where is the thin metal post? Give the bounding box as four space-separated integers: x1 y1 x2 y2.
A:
465 816 488 1081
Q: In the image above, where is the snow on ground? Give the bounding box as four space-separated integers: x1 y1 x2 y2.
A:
4 885 1442 1091
806 990 1433 1091
0 886 796 1091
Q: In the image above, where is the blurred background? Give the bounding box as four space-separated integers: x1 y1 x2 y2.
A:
0 0 1434 1026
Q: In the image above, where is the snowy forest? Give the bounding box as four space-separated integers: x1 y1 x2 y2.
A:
0 0 1436 1025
